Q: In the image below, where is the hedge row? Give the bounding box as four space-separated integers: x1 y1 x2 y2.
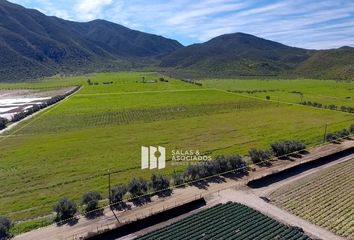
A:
325 124 353 142
300 101 354 113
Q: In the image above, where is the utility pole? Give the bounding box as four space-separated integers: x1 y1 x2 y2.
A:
108 170 111 204
323 124 328 143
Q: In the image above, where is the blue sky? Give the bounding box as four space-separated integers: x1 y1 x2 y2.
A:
9 0 354 49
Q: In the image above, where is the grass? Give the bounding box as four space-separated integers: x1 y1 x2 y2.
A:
200 79 354 107
269 160 354 238
0 73 353 233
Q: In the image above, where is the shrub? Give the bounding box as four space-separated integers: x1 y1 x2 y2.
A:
325 132 338 142
151 174 171 197
128 178 148 198
54 198 77 221
328 104 337 110
81 192 101 212
213 155 232 172
151 174 170 192
226 155 247 174
350 124 354 134
337 129 350 138
266 96 270 100
271 140 306 157
249 149 272 165
0 118 6 130
0 216 12 240
185 165 200 180
184 155 246 181
110 185 127 204
340 106 347 112
172 173 184 186
326 129 350 142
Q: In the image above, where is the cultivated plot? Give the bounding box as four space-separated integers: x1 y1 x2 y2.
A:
270 159 354 238
137 202 312 240
201 79 354 108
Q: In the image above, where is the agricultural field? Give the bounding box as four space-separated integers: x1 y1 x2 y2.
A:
200 79 354 108
137 202 312 240
0 73 353 227
269 159 354 238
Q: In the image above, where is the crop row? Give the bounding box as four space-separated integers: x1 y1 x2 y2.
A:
274 165 353 204
18 100 270 134
137 202 311 240
270 160 354 238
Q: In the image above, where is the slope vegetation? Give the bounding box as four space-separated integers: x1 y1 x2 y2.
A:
0 0 182 81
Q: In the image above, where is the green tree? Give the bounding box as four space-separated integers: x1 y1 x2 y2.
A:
128 178 148 198
81 192 101 212
350 124 354 134
54 198 77 221
249 148 272 166
0 216 12 240
0 118 7 130
110 185 127 204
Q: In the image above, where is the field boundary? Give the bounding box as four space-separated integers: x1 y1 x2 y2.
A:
75 88 211 97
213 87 354 115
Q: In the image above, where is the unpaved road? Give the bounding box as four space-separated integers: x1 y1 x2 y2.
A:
14 140 354 240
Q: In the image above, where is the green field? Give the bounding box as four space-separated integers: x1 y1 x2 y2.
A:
137 202 312 240
0 73 353 225
201 79 354 108
270 160 354 238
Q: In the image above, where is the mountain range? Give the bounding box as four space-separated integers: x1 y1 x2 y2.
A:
0 0 353 81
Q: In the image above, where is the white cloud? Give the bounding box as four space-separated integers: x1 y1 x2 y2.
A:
75 0 113 21
166 1 245 25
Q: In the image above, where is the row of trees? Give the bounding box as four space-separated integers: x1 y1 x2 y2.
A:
300 101 354 113
53 174 170 221
232 89 279 94
325 124 353 142
180 79 202 86
248 140 306 166
183 155 247 181
52 155 247 222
